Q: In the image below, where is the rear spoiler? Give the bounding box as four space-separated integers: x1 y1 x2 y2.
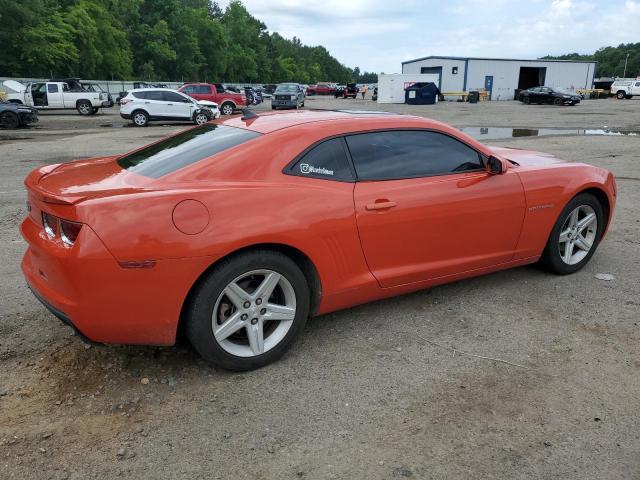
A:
24 164 87 205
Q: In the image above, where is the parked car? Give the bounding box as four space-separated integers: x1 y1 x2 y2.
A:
178 83 246 115
20 110 615 371
271 83 305 109
342 82 358 99
117 82 169 104
2 80 110 115
610 79 640 99
519 86 581 105
334 86 345 98
244 87 262 105
119 88 219 127
306 83 336 95
261 84 277 99
0 101 38 128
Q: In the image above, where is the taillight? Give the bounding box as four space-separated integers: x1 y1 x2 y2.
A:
120 98 131 105
42 212 58 238
41 212 83 246
60 220 82 246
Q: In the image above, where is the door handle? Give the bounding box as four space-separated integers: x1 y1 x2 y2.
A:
144 101 150 104
167 103 173 105
366 200 397 211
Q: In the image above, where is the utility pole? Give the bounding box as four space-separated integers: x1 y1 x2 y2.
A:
623 53 630 78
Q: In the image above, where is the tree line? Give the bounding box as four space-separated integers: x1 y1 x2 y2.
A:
541 42 640 78
0 0 377 84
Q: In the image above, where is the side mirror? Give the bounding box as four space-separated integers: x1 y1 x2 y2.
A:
487 155 508 175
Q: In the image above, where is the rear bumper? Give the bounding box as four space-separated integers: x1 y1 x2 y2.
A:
120 113 131 119
20 215 213 346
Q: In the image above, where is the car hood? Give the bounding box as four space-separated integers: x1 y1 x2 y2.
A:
197 100 218 108
3 80 26 93
490 146 566 167
31 156 154 204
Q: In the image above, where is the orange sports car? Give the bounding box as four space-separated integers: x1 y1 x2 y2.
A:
21 110 616 370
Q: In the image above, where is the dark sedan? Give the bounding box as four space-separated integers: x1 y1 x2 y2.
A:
519 86 581 106
0 101 38 128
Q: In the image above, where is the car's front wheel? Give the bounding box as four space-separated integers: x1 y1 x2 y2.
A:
194 112 209 125
616 91 626 99
221 102 234 115
540 193 604 275
185 250 310 371
77 100 93 115
0 111 20 129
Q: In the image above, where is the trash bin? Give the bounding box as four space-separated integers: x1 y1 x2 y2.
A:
405 82 440 105
514 89 522 100
468 91 479 103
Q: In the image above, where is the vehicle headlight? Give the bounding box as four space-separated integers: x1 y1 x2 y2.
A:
563 95 571 98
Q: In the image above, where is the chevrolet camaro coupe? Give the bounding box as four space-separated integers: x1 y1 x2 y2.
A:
21 110 616 370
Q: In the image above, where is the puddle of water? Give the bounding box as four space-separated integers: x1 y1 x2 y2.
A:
458 127 640 140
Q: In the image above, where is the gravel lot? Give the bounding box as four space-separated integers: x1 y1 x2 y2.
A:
1 97 639 479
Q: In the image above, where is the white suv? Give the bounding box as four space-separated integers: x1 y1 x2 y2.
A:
119 88 220 127
610 79 640 99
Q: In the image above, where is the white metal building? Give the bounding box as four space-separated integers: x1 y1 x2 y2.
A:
401 56 597 100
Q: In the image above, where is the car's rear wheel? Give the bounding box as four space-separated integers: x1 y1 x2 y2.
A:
0 111 20 129
221 102 234 115
616 91 626 99
185 250 310 371
553 97 563 106
540 193 604 275
523 96 531 104
132 110 149 127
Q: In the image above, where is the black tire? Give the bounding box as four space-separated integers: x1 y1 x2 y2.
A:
221 102 234 116
131 110 149 127
193 111 209 125
523 96 531 105
539 193 605 275
185 250 310 371
616 91 626 100
301 101 304 107
553 97 563 106
0 111 20 129
272 106 277 110
77 100 92 115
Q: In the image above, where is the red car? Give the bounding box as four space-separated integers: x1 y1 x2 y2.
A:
177 83 246 115
306 83 336 95
21 111 616 371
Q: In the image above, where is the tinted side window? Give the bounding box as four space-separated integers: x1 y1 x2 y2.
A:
197 85 212 94
47 84 59 93
145 91 165 101
182 86 196 94
289 138 353 181
163 91 189 102
132 91 147 99
346 131 482 180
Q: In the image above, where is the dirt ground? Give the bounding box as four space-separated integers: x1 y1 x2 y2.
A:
1 96 639 480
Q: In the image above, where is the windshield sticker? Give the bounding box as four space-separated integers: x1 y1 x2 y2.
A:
300 163 334 176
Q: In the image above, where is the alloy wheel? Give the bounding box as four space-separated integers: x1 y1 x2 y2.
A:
195 113 208 125
134 113 147 126
212 269 297 357
558 205 598 265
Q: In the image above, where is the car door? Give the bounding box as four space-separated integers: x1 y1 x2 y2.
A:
163 91 194 120
539 87 554 103
350 130 526 288
143 90 169 118
528 87 541 102
633 81 640 95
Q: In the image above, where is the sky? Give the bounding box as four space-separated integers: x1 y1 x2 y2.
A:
220 0 640 72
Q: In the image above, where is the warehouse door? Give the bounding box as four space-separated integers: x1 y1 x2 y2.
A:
518 67 547 89
420 67 442 89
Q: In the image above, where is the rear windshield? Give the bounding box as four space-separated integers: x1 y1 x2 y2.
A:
117 124 260 178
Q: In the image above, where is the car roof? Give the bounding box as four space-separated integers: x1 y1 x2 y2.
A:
220 109 431 134
128 88 184 92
